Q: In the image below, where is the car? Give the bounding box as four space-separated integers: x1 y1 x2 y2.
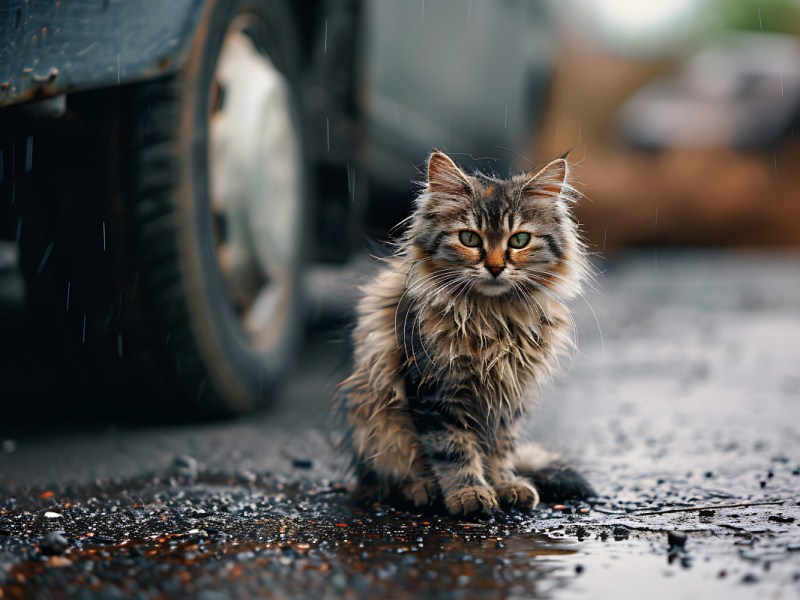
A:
0 0 364 416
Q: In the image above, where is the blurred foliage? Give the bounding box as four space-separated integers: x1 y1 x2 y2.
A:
720 0 800 33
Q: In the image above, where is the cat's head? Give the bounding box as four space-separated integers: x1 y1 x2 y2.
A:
406 150 586 301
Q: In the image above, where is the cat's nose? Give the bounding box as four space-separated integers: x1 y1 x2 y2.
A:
486 265 505 278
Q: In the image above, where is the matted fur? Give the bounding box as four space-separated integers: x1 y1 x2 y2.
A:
336 150 589 516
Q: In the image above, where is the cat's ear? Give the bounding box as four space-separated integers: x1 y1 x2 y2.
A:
522 158 568 201
427 150 471 196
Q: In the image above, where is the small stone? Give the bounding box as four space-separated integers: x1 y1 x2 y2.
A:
667 531 687 548
39 531 69 556
291 458 313 469
575 564 584 574
173 455 199 478
742 573 759 584
768 515 795 524
699 509 715 517
45 556 72 568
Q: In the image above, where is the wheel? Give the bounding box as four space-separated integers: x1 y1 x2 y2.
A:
18 0 308 416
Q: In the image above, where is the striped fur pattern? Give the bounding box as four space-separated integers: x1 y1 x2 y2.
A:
337 150 588 517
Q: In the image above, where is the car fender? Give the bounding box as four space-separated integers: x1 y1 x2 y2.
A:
0 0 209 107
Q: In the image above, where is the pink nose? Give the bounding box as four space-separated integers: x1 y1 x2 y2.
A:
487 265 505 278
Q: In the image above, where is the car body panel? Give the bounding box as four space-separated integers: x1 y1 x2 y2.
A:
0 0 207 107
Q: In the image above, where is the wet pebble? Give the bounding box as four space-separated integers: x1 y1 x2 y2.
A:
39 531 69 556
174 455 199 479
767 515 794 524
667 531 688 548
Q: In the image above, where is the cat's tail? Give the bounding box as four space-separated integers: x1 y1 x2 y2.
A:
512 442 596 503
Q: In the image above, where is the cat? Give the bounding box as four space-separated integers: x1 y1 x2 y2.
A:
336 150 592 517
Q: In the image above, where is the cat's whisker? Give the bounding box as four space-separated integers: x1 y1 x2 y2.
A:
528 267 604 353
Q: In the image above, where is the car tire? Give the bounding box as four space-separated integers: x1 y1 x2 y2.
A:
19 0 308 417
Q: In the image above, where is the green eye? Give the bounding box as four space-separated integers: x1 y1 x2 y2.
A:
509 232 531 249
459 230 482 247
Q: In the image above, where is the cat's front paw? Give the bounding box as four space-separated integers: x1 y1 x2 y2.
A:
495 479 540 512
401 478 440 508
444 485 499 517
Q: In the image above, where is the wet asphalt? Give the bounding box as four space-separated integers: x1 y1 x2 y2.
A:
1 250 799 599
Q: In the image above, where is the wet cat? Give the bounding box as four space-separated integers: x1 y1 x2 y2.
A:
336 150 592 516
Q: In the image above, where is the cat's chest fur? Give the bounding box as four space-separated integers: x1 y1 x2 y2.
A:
403 291 563 405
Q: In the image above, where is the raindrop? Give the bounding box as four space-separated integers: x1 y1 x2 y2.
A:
36 241 54 274
66 281 71 311
24 136 33 173
102 221 106 251
468 0 472 21
324 19 328 54
758 8 762 30
654 206 659 227
504 105 508 129
165 333 170 348
15 217 21 242
117 334 123 358
82 314 87 343
326 117 330 151
117 54 120 84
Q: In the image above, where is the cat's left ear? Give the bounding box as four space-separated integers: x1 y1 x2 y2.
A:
521 158 568 201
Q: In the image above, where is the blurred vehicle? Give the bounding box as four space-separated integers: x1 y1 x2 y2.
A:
619 33 800 151
0 0 558 416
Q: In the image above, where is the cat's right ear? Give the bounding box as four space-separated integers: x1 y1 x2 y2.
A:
427 150 471 197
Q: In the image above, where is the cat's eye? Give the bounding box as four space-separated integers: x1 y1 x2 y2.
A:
459 230 482 248
508 232 531 249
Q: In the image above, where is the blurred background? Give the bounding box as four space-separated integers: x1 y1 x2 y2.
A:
1 0 798 418
363 0 800 249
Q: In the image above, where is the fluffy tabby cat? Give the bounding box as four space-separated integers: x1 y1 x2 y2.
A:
337 150 591 517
